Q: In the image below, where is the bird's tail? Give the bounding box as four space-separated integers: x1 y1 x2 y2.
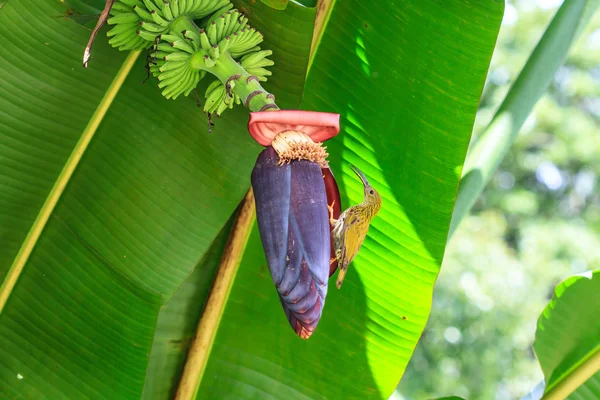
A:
336 267 348 289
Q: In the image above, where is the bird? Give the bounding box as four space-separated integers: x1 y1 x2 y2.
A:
328 164 382 289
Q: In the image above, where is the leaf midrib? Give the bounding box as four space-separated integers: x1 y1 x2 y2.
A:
0 50 142 313
543 344 600 400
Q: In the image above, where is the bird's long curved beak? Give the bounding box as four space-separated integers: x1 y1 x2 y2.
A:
349 164 370 187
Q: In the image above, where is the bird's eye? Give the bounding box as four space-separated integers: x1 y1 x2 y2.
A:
369 190 374 195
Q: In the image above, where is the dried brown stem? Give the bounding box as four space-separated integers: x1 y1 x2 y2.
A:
83 0 115 68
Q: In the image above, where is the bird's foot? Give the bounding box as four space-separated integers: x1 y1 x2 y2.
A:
327 201 337 226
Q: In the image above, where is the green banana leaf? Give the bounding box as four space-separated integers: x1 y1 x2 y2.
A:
0 0 503 399
259 0 288 10
64 0 104 15
533 269 600 399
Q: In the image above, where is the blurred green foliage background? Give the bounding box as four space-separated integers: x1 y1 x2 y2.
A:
396 1 600 399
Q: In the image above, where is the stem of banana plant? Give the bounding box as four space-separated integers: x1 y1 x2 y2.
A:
174 190 256 400
195 51 278 112
197 51 279 112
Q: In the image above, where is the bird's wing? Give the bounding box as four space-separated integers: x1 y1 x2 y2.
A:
336 212 366 289
341 213 366 266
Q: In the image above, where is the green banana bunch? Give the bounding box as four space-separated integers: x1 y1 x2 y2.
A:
107 0 231 50
105 0 276 115
203 79 240 115
240 50 274 82
147 32 207 99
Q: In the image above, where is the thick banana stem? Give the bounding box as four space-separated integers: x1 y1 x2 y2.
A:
170 15 202 35
174 189 256 400
193 51 278 112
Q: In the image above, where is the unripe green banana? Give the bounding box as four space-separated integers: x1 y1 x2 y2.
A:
108 30 136 47
159 69 189 87
162 2 173 19
228 29 263 57
205 80 222 98
207 21 218 44
184 71 202 96
203 54 216 68
171 40 195 53
201 77 242 116
182 29 201 44
139 21 165 33
120 0 144 7
133 4 153 20
245 67 271 81
151 10 169 26
240 50 273 69
222 12 232 34
209 44 220 60
184 81 199 96
199 30 211 51
106 22 137 36
158 67 187 80
160 34 181 43
173 71 195 99
108 13 139 24
204 83 225 113
136 29 159 41
162 69 190 98
153 51 171 59
205 3 234 24
170 0 179 16
215 98 230 116
142 0 161 14
159 59 188 72
191 0 231 19
164 51 192 61
246 57 274 69
215 15 225 38
218 37 230 54
111 3 132 12
179 0 188 13
155 42 176 52
237 14 249 31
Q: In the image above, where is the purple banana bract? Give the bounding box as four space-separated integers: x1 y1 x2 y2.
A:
248 110 340 339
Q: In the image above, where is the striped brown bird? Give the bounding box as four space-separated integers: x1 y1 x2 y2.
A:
328 164 382 289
